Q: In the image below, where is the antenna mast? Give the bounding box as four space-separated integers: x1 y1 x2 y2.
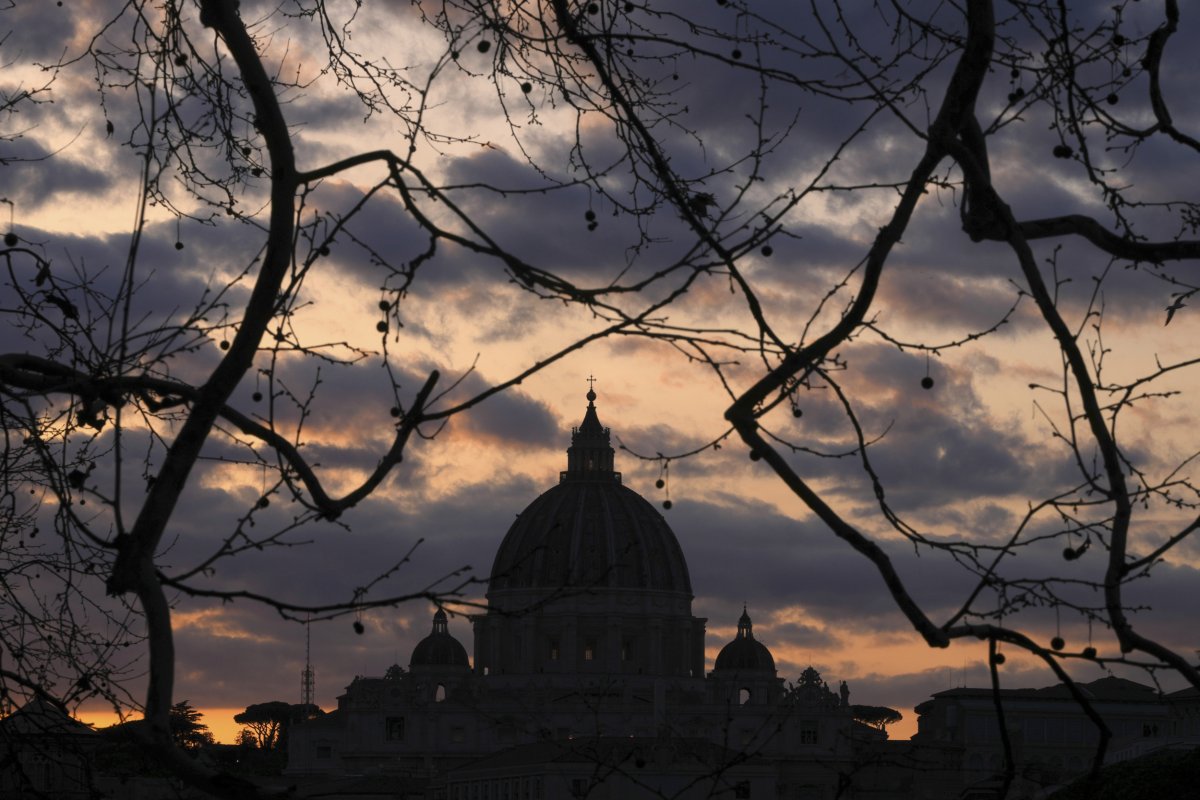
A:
301 616 315 710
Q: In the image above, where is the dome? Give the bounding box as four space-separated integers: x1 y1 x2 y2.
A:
714 608 776 672
410 608 470 669
487 390 692 596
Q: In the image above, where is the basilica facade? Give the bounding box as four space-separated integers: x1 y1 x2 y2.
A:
287 391 883 798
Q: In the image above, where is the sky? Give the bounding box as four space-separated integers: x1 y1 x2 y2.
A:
4 0 1200 744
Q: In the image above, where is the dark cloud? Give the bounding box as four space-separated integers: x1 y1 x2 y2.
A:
768 620 840 652
449 383 560 449
1 139 110 209
676 497 912 627
0 0 83 61
298 180 443 288
0 219 256 378
291 174 641 349
665 343 1083 520
436 148 668 284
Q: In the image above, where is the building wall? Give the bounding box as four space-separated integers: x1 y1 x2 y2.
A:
912 680 1181 798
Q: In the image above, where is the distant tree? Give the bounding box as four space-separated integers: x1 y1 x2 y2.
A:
292 703 325 723
1048 746 1200 800
169 701 214 751
234 701 292 751
850 705 903 732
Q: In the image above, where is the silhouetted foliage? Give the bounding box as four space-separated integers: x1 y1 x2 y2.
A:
169 700 215 751
850 705 903 731
1048 746 1200 800
234 700 305 751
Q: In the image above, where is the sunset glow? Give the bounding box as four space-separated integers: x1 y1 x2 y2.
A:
5 1 1200 784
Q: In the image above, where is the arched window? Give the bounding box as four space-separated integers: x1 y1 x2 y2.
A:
435 684 446 702
739 688 751 705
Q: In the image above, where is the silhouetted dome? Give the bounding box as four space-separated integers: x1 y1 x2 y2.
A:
410 608 469 669
714 608 776 672
488 390 692 596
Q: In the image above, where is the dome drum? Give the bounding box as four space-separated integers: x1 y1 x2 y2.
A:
485 587 694 617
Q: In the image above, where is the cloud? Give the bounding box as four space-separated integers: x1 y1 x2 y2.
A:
2 138 111 210
448 384 560 449
1 1 85 61
677 497 914 628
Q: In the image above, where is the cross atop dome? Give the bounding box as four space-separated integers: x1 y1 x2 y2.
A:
737 605 755 639
578 381 605 435
563 380 617 481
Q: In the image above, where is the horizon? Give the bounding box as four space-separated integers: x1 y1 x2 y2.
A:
67 390 1177 745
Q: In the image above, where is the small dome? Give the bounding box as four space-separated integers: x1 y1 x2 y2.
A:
714 607 776 673
410 608 469 669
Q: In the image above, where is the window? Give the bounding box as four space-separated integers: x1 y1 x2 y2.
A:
435 683 446 702
453 726 466 743
570 778 589 798
621 638 633 661
386 716 405 741
316 744 332 759
799 720 819 745
583 640 596 661
549 638 560 661
735 781 751 799
739 687 751 705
